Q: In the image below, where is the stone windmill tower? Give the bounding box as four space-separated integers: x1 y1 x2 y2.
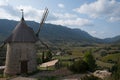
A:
0 8 49 75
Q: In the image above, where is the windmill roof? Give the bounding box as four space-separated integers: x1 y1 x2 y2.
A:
5 17 38 43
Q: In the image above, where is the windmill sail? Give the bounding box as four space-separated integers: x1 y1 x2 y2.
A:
39 39 50 50
36 8 50 50
36 8 49 37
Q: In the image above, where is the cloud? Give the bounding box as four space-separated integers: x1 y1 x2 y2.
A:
16 5 44 22
0 1 93 28
0 1 19 20
52 13 77 19
58 3 65 8
0 0 8 6
0 0 46 22
109 17 120 22
47 17 93 28
74 0 120 22
16 5 58 22
0 2 46 22
0 8 19 20
91 31 97 34
47 13 93 28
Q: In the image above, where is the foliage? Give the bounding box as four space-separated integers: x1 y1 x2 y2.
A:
81 75 102 80
68 60 89 73
0 74 3 78
39 51 53 63
99 50 107 57
36 53 42 64
84 50 96 71
37 57 42 64
41 52 45 63
101 53 120 63
111 59 120 80
96 60 114 69
45 50 52 62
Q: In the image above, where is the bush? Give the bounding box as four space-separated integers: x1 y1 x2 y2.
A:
84 50 96 71
45 51 52 62
111 60 120 80
37 57 42 64
68 60 89 73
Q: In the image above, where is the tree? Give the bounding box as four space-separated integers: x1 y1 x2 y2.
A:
45 50 52 62
68 60 89 73
111 59 120 80
84 50 96 71
41 52 45 63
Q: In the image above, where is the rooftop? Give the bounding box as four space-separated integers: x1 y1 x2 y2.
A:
5 17 38 43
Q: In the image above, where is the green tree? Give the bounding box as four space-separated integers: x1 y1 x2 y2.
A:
68 60 89 73
42 52 45 63
84 50 96 71
111 59 120 80
45 50 52 62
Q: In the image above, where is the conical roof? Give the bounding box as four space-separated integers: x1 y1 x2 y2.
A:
5 17 38 43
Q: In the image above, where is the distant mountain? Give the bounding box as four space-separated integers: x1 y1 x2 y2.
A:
103 35 120 43
0 19 119 44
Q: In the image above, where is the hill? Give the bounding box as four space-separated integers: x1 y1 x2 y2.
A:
0 19 119 44
103 35 120 43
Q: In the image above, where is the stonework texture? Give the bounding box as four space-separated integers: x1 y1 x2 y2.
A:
4 42 37 75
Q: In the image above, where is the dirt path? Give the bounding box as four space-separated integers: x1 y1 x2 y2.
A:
0 78 7 80
29 68 72 78
9 77 36 80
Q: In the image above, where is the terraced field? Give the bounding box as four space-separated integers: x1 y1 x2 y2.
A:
101 53 120 62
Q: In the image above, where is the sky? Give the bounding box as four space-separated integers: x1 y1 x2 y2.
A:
0 0 120 39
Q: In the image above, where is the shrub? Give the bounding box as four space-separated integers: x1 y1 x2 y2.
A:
45 50 52 62
37 57 42 64
68 60 89 73
84 50 96 71
111 60 120 80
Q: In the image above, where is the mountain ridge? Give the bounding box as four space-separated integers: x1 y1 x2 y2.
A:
0 19 119 44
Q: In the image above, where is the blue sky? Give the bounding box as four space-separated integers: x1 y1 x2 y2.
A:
0 0 120 39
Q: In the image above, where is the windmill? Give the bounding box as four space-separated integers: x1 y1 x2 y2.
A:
0 8 50 75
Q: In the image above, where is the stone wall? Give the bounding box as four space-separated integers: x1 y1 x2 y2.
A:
4 42 37 75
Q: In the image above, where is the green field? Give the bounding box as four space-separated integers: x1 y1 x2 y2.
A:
101 53 120 62
96 60 114 69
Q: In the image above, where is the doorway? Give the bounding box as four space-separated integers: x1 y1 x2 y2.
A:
21 60 28 73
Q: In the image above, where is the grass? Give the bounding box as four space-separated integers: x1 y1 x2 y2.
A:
96 60 114 69
0 74 3 78
38 66 56 71
70 47 93 56
101 53 120 62
53 55 77 60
